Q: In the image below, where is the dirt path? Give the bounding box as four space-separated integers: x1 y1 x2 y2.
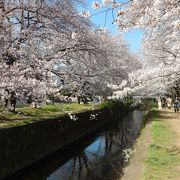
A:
121 109 180 180
161 110 180 148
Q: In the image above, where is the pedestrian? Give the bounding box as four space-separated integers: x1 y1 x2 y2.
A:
173 97 179 113
9 90 17 112
166 97 172 109
30 101 37 108
4 89 9 109
158 97 162 110
161 97 164 108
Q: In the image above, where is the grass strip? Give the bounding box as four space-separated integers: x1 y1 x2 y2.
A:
0 103 97 128
144 108 180 180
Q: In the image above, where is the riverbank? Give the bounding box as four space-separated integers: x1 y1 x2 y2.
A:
0 103 96 128
0 100 134 128
0 102 128 179
122 108 180 180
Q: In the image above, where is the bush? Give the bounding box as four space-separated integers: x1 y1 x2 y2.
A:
98 99 124 109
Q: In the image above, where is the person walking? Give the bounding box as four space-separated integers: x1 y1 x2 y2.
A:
4 89 9 109
173 97 179 113
166 97 172 109
158 97 162 110
9 90 17 112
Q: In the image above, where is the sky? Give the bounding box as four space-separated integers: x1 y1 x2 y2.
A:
77 1 144 54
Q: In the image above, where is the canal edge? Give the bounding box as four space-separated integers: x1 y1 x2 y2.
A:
121 111 152 180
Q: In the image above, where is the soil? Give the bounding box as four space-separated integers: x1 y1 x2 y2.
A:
163 110 180 148
121 109 180 180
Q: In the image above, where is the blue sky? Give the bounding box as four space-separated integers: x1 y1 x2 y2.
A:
77 1 144 54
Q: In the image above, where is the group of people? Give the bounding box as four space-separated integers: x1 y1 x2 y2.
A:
157 96 180 113
3 89 17 112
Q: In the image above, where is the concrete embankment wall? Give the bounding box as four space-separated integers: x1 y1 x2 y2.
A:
0 104 127 179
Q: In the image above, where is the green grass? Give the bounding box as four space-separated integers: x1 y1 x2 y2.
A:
0 103 97 128
144 108 180 180
141 100 157 111
18 103 94 116
98 99 125 109
0 100 126 128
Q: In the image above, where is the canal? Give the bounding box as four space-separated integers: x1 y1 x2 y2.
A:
8 110 145 180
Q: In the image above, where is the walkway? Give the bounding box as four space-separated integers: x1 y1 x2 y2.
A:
122 109 180 180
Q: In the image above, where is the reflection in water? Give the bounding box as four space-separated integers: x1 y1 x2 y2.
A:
10 110 145 180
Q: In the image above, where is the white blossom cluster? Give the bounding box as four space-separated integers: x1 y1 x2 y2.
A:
92 1 100 9
92 0 119 9
79 11 90 18
68 113 78 122
122 148 133 163
89 112 101 120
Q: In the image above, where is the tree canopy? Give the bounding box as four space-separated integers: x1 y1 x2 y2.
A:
0 0 141 101
91 0 180 96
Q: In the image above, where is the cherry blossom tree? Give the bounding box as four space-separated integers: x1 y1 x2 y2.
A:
90 0 180 97
49 30 141 100
0 0 90 101
0 0 141 103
